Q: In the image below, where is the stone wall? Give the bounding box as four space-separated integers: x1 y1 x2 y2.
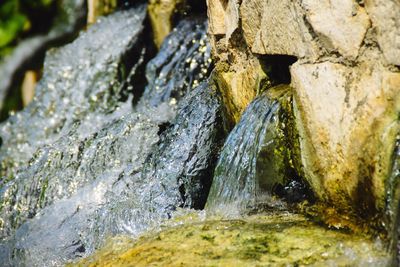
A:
207 0 400 230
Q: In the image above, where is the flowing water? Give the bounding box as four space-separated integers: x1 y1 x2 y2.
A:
206 86 312 216
0 5 216 266
0 3 398 267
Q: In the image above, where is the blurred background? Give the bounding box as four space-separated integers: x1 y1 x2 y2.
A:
0 0 137 121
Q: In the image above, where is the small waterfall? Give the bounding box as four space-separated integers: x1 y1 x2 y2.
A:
0 7 217 266
0 5 150 240
206 85 312 215
88 82 224 251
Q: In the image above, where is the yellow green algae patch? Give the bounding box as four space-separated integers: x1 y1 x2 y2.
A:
72 212 391 266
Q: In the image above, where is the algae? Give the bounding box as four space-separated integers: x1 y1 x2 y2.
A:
72 212 391 266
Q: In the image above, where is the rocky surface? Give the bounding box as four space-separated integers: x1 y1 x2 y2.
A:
74 212 392 266
206 0 400 235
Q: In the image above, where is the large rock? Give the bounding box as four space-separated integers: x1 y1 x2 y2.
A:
302 0 370 59
291 61 400 225
75 212 392 266
248 0 320 59
365 0 400 66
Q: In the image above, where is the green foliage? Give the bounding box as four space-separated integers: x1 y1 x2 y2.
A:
0 0 28 48
0 0 56 57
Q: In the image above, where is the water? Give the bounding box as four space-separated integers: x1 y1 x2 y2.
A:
206 85 312 216
0 7 215 266
0 5 149 240
0 3 398 267
88 82 225 252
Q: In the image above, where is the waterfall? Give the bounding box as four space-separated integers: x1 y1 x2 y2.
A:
206 85 312 216
0 6 221 266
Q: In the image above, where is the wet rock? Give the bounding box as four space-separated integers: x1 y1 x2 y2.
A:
89 82 225 249
0 16 214 266
137 18 211 123
142 81 225 209
75 212 392 266
0 5 148 239
0 115 159 266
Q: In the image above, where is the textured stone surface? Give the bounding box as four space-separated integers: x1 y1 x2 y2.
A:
206 0 226 35
291 61 400 222
207 0 400 232
251 0 319 59
75 213 392 266
302 0 370 58
213 57 267 123
365 0 400 66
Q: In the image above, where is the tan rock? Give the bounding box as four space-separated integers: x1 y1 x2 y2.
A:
206 0 227 35
240 0 265 48
302 0 370 58
365 0 400 66
251 0 319 59
87 0 117 24
214 57 267 123
148 0 183 48
225 0 240 41
291 61 400 220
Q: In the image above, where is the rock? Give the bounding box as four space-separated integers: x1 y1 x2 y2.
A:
206 0 226 35
291 61 400 225
207 0 400 239
74 212 392 266
0 16 214 266
213 57 267 123
137 18 211 123
250 0 320 59
0 115 160 266
148 0 184 48
88 82 225 251
364 0 400 66
302 0 370 59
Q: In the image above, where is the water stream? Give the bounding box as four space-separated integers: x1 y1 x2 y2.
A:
206 86 312 216
0 3 398 267
0 5 217 266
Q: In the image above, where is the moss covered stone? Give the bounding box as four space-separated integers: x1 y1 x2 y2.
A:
73 212 392 266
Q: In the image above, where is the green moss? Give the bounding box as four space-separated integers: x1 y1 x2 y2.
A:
72 212 392 266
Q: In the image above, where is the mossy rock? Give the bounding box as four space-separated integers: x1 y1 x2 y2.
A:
73 212 392 266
